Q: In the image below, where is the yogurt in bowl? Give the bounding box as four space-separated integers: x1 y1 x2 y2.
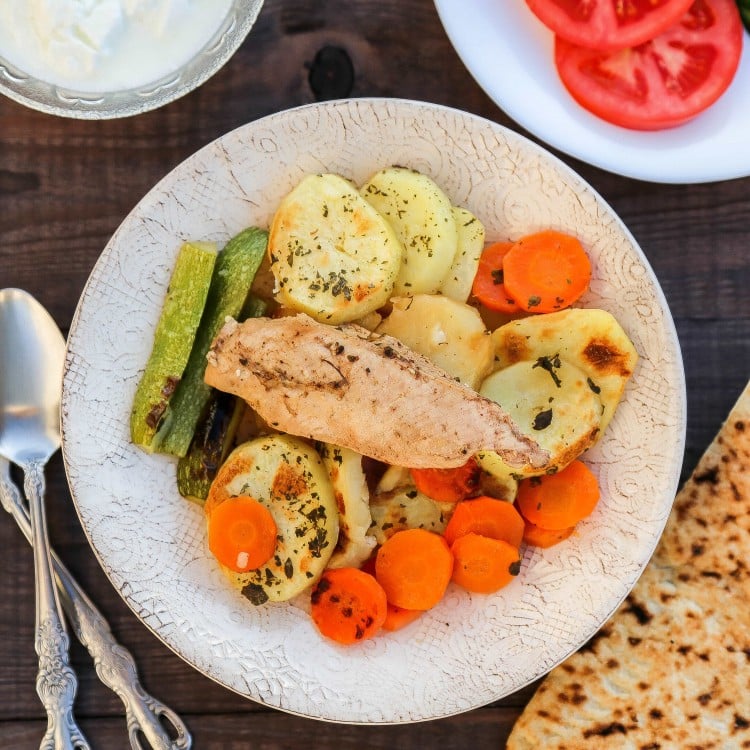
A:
0 0 233 92
0 0 264 118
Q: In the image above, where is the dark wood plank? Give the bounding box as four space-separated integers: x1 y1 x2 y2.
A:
1 0 749 746
0 705 522 749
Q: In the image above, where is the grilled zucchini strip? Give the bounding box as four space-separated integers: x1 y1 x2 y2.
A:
130 240 217 450
158 227 268 456
176 390 245 504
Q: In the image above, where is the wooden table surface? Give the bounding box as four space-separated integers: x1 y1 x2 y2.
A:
1 1 749 747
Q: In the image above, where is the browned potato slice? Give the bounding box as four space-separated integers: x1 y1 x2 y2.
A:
376 294 494 389
208 435 338 603
361 167 458 295
479 356 602 477
318 444 377 570
440 206 485 303
269 173 402 324
369 487 455 545
491 308 638 434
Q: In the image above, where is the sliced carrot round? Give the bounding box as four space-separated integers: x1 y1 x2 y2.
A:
515 460 600 531
375 528 453 611
207 495 277 572
503 230 591 313
310 567 387 645
521 518 576 549
409 457 481 503
471 241 521 313
382 603 424 633
443 496 525 548
450 533 521 594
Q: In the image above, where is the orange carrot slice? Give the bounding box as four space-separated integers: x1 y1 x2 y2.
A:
409 457 481 503
382 603 424 632
375 528 453 610
450 533 521 594
471 241 521 313
207 495 277 572
521 518 576 548
443 496 525 548
503 230 592 313
515 460 600 530
310 567 387 645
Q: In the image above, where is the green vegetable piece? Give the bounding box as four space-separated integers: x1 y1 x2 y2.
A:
239 293 268 321
158 227 268 456
738 0 750 32
130 241 218 450
176 391 244 504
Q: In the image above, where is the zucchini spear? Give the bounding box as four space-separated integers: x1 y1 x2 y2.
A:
130 241 217 450
176 390 245 503
158 227 268 456
738 0 750 32
176 295 268 502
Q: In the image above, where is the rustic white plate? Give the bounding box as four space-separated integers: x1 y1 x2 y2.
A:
61 99 686 723
435 0 750 184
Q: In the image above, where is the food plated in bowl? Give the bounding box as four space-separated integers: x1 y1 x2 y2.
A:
0 0 264 119
61 99 686 722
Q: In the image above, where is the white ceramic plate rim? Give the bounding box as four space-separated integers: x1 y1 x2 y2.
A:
61 98 686 723
434 0 750 184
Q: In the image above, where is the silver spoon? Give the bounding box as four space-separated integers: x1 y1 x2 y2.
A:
0 289 191 750
0 288 85 750
0 458 192 750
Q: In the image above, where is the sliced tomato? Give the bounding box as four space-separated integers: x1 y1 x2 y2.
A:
526 0 694 50
554 0 744 130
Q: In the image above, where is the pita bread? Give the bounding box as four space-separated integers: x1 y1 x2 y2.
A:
507 381 750 750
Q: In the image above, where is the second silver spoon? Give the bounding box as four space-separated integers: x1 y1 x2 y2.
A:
0 458 191 750
0 288 85 750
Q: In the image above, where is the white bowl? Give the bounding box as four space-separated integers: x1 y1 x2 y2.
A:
0 1 264 119
61 98 686 723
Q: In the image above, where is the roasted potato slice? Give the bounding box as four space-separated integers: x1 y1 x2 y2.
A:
268 173 402 324
479 356 602 477
491 308 638 434
318 443 377 570
439 206 485 303
205 435 339 604
361 167 458 295
475 452 519 502
376 294 494 389
375 464 412 494
369 487 455 545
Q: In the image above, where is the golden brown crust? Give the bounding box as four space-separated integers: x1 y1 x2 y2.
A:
507 381 750 750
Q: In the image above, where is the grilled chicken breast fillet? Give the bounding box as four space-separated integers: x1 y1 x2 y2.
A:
204 314 548 470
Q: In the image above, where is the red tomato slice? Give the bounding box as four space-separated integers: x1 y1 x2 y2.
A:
527 0 695 50
554 0 744 130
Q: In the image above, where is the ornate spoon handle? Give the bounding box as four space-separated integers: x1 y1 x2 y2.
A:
1 461 191 749
23 460 90 750
62 580 192 750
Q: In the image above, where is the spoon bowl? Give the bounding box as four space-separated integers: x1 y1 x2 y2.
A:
0 288 89 750
0 289 65 465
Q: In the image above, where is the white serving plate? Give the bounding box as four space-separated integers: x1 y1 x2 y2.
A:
61 98 686 723
435 0 750 184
